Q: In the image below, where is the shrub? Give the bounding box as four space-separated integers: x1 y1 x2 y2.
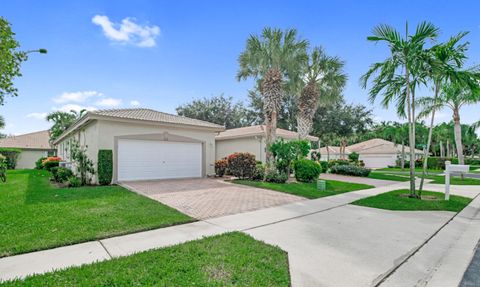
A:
35 157 47 169
348 152 359 162
215 159 228 177
466 158 480 165
69 140 95 185
270 139 310 174
0 148 22 169
330 164 371 177
0 154 6 168
252 163 265 181
51 167 73 183
67 176 82 188
226 152 257 179
319 161 328 173
98 150 113 185
264 169 288 183
310 150 321 161
42 157 62 171
294 159 322 183
327 159 350 169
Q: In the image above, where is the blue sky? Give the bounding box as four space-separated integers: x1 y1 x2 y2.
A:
1 0 480 135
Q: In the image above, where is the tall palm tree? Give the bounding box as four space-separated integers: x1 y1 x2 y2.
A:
237 28 308 166
361 21 439 198
297 47 347 139
418 32 470 191
47 109 87 141
418 82 480 168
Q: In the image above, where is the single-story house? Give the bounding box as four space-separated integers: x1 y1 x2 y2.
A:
215 125 318 163
0 130 55 169
53 108 225 183
319 138 423 168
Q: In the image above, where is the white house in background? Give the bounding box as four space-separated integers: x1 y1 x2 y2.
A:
0 130 55 169
319 138 424 169
215 125 318 163
53 108 224 184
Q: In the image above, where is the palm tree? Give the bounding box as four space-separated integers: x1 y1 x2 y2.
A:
297 47 347 139
382 122 409 169
0 115 4 130
237 28 308 166
47 109 87 141
418 32 470 191
361 21 439 198
418 82 480 169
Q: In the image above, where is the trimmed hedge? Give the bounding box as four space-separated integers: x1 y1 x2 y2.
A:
330 164 371 177
215 159 228 177
0 148 21 169
319 161 328 173
294 159 322 183
226 152 256 179
265 169 288 183
98 150 113 185
328 159 350 169
51 167 74 183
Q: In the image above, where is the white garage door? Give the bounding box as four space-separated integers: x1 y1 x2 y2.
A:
118 139 202 181
360 155 396 169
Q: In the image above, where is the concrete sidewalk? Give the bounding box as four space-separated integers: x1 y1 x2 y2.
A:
1 181 479 286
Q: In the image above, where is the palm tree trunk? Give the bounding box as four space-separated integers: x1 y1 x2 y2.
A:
297 115 311 139
447 139 450 158
405 70 416 197
453 108 464 181
326 145 330 161
401 141 405 170
297 82 318 139
419 84 439 192
440 141 444 158
262 68 283 167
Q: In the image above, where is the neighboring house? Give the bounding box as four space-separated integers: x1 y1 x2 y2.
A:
319 138 423 168
0 130 55 169
53 108 224 183
215 125 318 163
319 146 351 161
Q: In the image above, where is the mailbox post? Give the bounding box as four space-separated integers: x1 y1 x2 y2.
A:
444 161 470 200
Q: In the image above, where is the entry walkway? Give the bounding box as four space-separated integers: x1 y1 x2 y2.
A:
1 182 479 287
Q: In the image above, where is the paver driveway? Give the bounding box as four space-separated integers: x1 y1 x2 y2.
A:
121 178 305 219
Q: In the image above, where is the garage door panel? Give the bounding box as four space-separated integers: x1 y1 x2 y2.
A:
118 139 202 181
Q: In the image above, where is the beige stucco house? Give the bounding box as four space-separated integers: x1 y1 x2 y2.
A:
319 138 423 168
0 130 55 169
53 108 224 183
215 125 318 163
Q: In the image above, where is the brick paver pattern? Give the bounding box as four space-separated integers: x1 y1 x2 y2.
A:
122 179 305 219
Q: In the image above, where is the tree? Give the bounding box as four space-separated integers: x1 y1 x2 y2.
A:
176 94 254 129
47 109 87 141
0 115 5 138
381 122 409 169
361 21 439 198
296 47 347 139
0 17 46 105
418 32 470 190
237 27 308 166
418 82 480 168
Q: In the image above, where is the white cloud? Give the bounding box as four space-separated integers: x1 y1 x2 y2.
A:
26 112 48 120
130 100 140 106
95 97 122 107
55 104 97 113
92 15 160 48
53 91 103 104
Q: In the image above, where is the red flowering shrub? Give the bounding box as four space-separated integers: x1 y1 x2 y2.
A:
42 156 62 171
226 152 256 179
215 159 228 177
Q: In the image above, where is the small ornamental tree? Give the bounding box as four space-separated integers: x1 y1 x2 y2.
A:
70 140 95 185
226 152 256 179
269 139 310 175
98 150 113 185
0 147 21 169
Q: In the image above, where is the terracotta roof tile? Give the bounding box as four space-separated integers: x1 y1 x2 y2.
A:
0 130 52 150
215 125 318 141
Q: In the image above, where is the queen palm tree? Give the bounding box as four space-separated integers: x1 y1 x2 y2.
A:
418 82 480 169
418 32 470 191
237 28 308 166
361 21 439 198
296 47 347 139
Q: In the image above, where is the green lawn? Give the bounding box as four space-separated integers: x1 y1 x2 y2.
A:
351 189 471 212
0 170 192 257
375 167 443 173
428 175 480 185
2 232 290 287
368 172 410 182
233 179 374 199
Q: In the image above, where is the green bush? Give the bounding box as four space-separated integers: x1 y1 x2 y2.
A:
330 164 371 177
252 163 265 181
35 157 47 169
43 160 60 171
98 150 113 185
327 159 350 169
466 158 480 165
310 151 321 161
319 161 328 173
226 152 257 179
67 176 82 188
51 167 74 183
264 169 288 183
270 139 310 174
0 148 21 169
294 159 322 183
348 152 359 162
215 159 228 177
